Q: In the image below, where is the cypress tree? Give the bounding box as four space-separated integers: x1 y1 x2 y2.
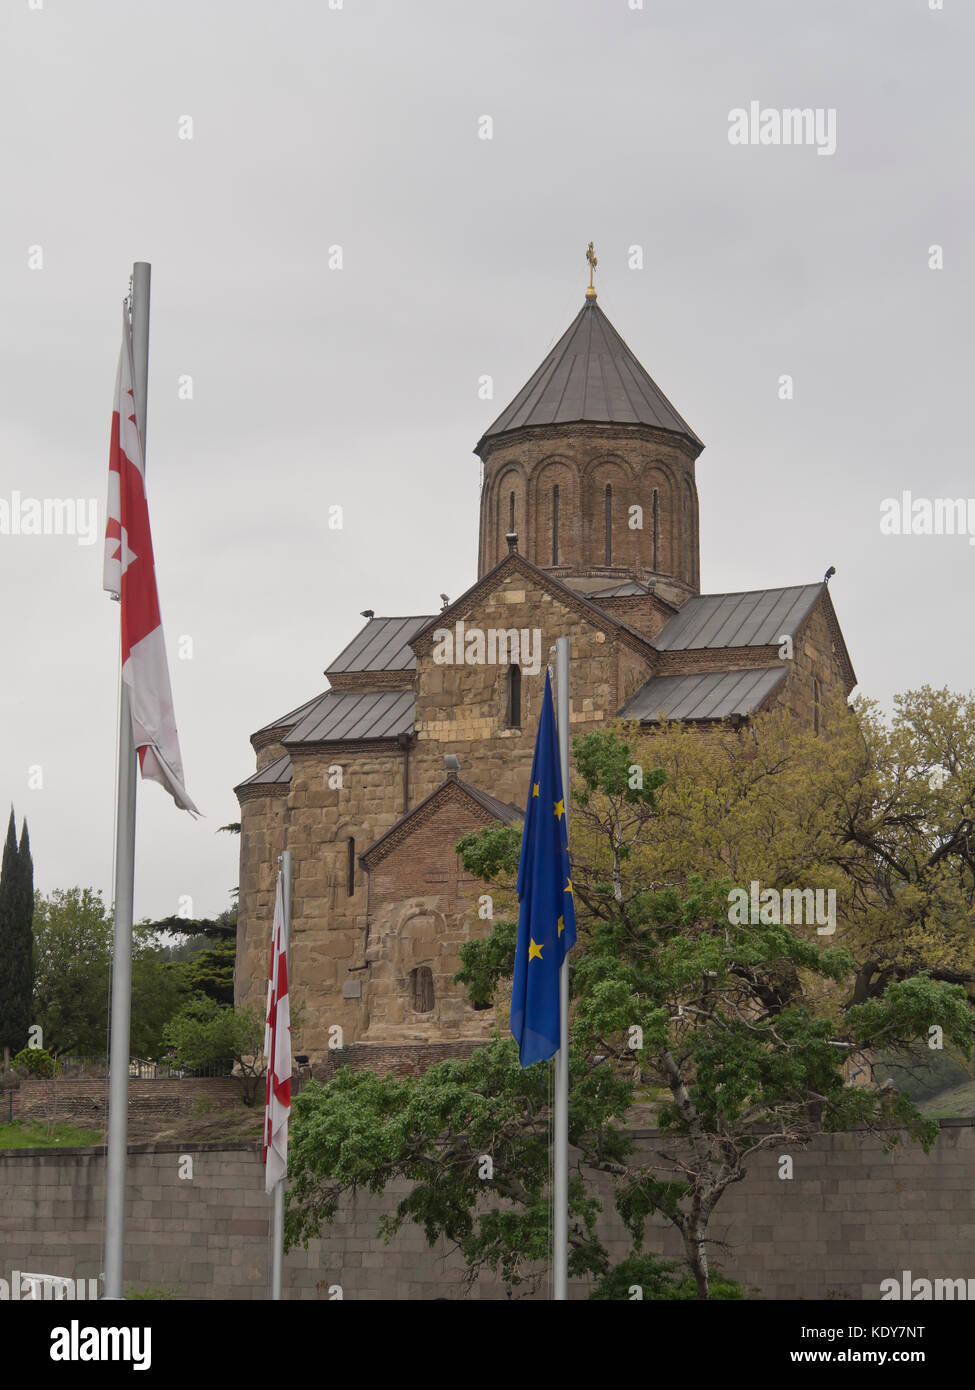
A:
0 810 21 1066
17 819 34 1043
0 809 32 1067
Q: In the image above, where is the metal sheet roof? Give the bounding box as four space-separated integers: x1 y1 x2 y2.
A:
653 585 823 651
458 780 522 824
283 688 415 744
326 615 435 675
236 753 293 789
619 667 787 722
255 692 328 736
476 299 702 452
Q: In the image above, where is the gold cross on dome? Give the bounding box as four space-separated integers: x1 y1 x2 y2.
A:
585 241 597 299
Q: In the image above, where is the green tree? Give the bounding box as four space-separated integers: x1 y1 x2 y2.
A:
17 819 35 1027
286 721 975 1298
140 906 237 943
178 937 236 1006
32 887 192 1058
130 956 193 1058
588 1254 744 1301
163 999 265 1102
285 1038 627 1290
32 888 113 1055
0 810 34 1067
11 1045 57 1078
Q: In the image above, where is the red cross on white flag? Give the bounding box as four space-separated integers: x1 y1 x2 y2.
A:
264 873 291 1193
104 307 198 814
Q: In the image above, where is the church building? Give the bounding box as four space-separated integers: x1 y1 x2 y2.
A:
234 267 856 1070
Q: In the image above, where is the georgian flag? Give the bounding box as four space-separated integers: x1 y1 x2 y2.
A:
263 873 291 1193
103 307 198 814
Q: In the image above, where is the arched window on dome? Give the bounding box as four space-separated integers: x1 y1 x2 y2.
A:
552 485 560 565
604 483 613 565
652 488 659 570
509 491 515 533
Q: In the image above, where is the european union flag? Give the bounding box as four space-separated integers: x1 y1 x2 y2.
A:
510 668 576 1067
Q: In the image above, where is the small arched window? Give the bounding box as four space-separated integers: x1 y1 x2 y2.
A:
651 488 659 570
509 491 515 532
507 663 522 728
813 678 822 736
410 966 435 1013
346 836 355 896
604 483 613 565
552 485 560 565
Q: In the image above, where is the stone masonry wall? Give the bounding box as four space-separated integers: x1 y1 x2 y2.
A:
478 423 700 597
360 791 500 1043
235 790 289 1018
3 1122 973 1300
773 599 853 725
410 566 654 811
11 1079 242 1127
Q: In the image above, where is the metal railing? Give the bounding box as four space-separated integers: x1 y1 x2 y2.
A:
42 1057 241 1080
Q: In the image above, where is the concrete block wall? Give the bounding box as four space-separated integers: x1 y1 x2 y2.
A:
2 1122 973 1300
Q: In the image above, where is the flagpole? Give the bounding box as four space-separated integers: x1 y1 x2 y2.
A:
103 261 150 1300
270 849 292 1301
553 636 570 1300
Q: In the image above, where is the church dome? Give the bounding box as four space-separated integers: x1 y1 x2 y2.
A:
474 297 702 457
475 292 703 599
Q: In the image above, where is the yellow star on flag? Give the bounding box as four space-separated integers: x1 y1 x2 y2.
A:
554 798 564 820
557 915 564 936
528 938 543 961
565 877 573 896
532 782 539 797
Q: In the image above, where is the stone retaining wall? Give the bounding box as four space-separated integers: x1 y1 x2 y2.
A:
2 1121 973 1300
10 1078 242 1127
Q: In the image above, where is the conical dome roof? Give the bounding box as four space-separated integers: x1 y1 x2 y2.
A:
475 297 703 455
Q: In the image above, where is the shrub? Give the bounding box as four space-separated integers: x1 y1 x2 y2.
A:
11 1046 58 1079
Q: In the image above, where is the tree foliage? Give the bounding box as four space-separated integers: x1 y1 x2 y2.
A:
286 1037 630 1290
286 696 975 1297
0 810 34 1059
163 999 265 1102
31 887 191 1057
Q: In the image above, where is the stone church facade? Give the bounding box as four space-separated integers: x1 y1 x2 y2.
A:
234 288 857 1068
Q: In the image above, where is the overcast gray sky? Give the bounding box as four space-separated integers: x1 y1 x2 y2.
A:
1 0 972 923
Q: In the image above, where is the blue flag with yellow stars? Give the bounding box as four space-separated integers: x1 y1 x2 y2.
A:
510 668 576 1067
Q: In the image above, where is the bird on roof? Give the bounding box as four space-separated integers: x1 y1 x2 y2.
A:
824 567 836 584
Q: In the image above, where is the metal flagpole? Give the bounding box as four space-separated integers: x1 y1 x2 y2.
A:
270 849 292 1300
553 636 570 1300
103 261 150 1300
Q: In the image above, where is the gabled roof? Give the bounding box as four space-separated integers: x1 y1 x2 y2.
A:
326 615 435 675
409 549 659 662
619 667 788 723
360 774 521 871
283 689 414 745
653 584 824 651
475 297 703 454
